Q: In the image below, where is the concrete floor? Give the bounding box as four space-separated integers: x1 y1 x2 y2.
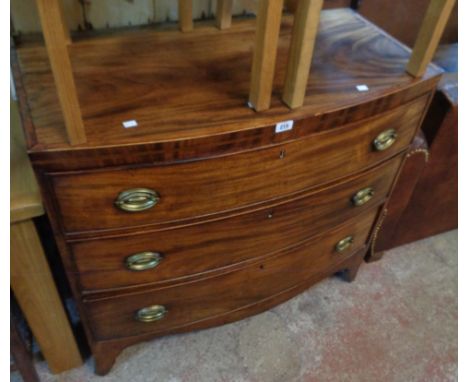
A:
12 230 457 382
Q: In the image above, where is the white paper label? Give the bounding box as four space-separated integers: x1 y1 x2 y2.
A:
122 120 138 128
275 120 294 133
356 84 369 92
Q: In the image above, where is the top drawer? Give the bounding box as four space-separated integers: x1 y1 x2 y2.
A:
51 96 427 234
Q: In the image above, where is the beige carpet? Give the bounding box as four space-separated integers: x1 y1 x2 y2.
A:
12 230 457 382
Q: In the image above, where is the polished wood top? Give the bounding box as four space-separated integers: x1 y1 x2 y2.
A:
14 9 441 152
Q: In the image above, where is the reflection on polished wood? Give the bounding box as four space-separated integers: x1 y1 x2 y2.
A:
13 8 442 375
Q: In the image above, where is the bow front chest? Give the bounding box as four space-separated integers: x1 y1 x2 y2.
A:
13 8 442 375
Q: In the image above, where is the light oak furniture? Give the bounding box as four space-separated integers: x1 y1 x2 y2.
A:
10 100 82 373
12 0 454 375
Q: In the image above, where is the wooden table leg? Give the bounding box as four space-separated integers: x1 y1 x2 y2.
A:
11 313 40 382
11 219 82 374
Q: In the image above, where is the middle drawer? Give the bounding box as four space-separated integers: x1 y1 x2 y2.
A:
71 155 402 292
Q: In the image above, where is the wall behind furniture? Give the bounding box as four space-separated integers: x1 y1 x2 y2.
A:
10 0 354 34
10 0 259 34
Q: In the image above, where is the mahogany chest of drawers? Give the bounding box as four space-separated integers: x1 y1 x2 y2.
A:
12 8 442 375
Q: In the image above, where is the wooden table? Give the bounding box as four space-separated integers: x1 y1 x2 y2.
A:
10 99 82 374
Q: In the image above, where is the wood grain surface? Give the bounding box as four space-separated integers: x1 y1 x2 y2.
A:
50 96 424 234
71 155 401 292
25 84 434 173
14 10 441 152
83 206 378 340
90 246 367 375
12 8 442 376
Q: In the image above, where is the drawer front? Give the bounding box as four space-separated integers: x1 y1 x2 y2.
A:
52 97 426 233
84 207 379 340
73 156 402 292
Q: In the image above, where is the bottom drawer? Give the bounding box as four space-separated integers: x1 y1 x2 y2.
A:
84 207 379 340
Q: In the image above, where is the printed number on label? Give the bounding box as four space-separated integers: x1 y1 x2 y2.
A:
275 120 294 133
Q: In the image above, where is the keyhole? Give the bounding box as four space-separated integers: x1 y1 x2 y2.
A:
267 210 274 219
279 149 286 159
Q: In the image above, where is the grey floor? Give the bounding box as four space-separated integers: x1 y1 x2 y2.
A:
12 230 457 382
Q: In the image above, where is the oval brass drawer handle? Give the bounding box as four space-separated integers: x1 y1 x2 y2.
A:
115 188 160 212
335 236 354 253
373 129 397 151
125 252 162 271
352 187 375 206
135 305 167 323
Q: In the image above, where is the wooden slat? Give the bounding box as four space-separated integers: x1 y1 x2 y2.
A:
178 0 193 32
406 0 456 77
216 0 233 29
11 220 83 373
248 0 284 111
35 0 86 145
282 0 323 109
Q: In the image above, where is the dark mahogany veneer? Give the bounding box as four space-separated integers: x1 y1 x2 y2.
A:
13 9 441 375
